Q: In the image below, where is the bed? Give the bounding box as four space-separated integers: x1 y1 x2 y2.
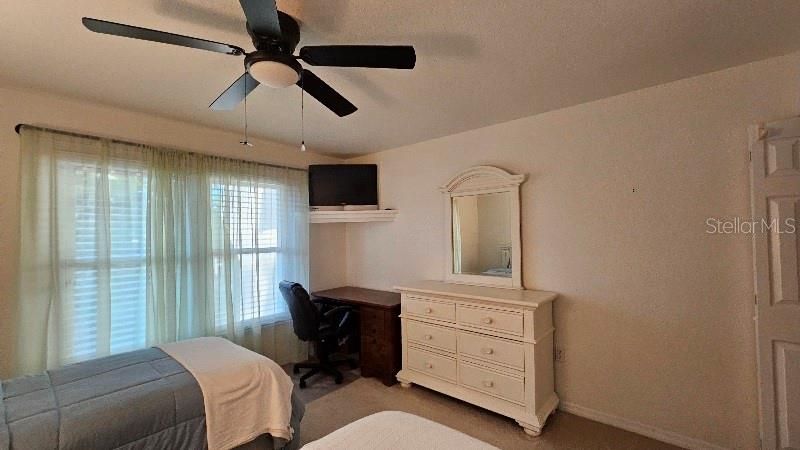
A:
301 411 499 450
0 341 303 450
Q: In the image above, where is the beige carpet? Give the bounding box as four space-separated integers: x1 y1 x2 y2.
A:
282 364 361 405
298 377 680 450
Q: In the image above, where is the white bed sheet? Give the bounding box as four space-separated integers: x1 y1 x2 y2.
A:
159 337 294 450
301 411 500 450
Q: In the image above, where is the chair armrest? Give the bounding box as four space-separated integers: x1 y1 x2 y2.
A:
322 305 353 319
322 306 355 337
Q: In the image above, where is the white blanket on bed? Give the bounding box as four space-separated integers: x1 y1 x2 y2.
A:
159 337 294 450
301 411 500 450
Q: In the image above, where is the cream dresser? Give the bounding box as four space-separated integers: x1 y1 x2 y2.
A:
395 280 558 436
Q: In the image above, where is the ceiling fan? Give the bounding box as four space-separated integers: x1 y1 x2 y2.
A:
82 0 416 117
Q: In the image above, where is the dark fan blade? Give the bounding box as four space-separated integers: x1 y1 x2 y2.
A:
210 73 260 110
298 70 357 117
239 0 282 39
82 18 244 55
299 45 416 69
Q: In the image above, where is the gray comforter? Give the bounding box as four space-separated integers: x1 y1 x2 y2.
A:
0 348 304 450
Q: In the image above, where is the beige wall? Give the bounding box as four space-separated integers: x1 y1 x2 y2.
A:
0 86 346 378
309 223 348 291
344 52 800 449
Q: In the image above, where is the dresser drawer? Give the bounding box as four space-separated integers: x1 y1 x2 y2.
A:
405 296 456 322
407 346 457 382
459 361 525 404
360 307 385 337
457 304 523 336
406 320 457 352
458 331 524 370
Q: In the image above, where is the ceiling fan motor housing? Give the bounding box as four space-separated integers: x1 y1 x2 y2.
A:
246 11 300 54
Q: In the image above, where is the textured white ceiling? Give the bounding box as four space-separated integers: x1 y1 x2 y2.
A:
2 0 800 155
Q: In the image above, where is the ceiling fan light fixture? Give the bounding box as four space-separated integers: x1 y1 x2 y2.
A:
246 53 301 88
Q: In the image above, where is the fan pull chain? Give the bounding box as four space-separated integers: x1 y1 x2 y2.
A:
300 73 306 152
240 72 253 147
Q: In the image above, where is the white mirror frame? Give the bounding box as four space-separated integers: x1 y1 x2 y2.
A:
441 166 526 289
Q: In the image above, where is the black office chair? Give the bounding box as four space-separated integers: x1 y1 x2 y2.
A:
279 281 357 388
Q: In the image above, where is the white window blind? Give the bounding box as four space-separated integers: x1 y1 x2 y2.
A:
54 162 294 364
211 180 286 329
59 159 148 364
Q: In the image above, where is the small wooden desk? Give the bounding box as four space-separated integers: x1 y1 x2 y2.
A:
312 286 401 386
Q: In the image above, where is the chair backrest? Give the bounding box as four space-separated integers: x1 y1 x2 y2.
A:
279 281 320 342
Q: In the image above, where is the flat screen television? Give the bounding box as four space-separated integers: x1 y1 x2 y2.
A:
309 164 378 210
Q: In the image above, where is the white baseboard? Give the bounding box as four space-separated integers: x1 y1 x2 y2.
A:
558 401 728 450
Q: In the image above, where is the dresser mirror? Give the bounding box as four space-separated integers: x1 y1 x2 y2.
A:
441 166 525 289
452 192 513 277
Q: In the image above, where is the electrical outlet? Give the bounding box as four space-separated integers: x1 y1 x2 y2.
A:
555 348 566 362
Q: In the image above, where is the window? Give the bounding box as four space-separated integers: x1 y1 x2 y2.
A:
211 180 287 328
59 158 148 363
18 128 309 372
48 155 303 364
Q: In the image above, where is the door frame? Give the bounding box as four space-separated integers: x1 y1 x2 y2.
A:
749 117 800 450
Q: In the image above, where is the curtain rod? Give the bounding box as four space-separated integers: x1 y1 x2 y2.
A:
14 123 308 173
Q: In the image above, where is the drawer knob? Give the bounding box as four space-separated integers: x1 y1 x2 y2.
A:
425 362 433 369
482 317 494 324
424 334 433 340
482 348 494 355
424 307 433 314
483 380 494 388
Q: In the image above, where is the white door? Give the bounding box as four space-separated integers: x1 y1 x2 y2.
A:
751 117 800 450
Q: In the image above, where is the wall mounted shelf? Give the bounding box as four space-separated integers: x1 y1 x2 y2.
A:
309 210 398 223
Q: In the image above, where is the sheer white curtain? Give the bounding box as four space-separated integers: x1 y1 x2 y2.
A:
16 127 308 375
145 151 216 345
207 158 308 359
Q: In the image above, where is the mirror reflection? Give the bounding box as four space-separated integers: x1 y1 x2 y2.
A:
452 192 513 277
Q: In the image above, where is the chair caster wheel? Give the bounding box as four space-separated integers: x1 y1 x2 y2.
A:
299 380 307 389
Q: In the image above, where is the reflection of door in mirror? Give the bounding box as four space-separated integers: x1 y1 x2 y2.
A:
452 192 513 277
